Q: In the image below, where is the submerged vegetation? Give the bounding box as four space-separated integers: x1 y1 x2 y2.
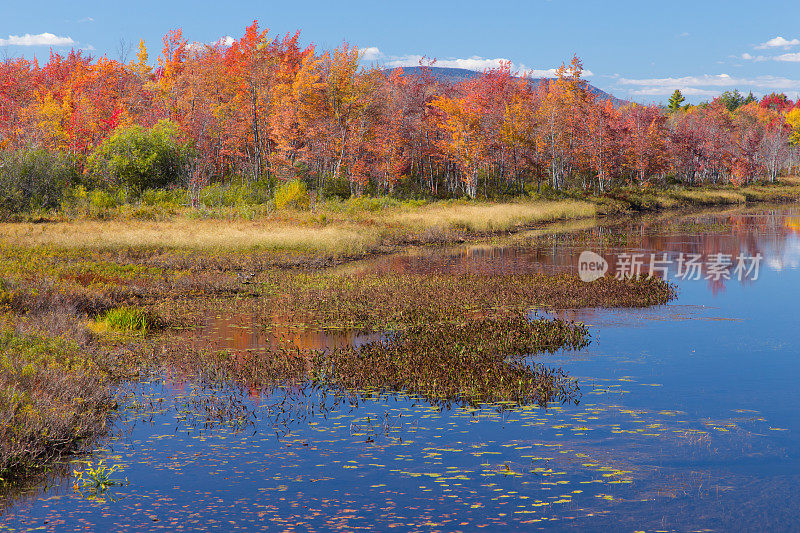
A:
257 271 677 331
318 316 588 408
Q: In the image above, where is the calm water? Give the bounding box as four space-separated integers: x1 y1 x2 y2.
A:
3 207 800 531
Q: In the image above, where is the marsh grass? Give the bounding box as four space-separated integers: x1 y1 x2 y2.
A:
2 179 797 259
0 198 597 256
389 199 596 233
260 272 677 331
98 307 151 334
0 219 376 255
0 329 114 483
600 179 800 212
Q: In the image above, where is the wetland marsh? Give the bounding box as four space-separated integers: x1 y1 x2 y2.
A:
1 206 799 531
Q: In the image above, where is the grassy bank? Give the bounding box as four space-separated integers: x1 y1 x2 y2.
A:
1 180 798 264
600 178 800 211
0 329 114 483
0 198 597 258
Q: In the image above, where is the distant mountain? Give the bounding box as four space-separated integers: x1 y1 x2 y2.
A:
385 66 628 108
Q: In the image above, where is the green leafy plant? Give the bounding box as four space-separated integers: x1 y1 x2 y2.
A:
73 459 127 501
73 459 126 489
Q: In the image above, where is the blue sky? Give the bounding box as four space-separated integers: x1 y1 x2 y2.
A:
2 0 800 103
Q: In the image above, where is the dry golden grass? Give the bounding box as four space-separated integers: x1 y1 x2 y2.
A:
677 178 800 205
389 200 597 232
669 189 746 204
0 199 598 253
0 219 377 254
1 184 793 254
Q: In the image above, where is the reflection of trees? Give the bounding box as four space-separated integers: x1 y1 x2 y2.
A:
357 208 799 296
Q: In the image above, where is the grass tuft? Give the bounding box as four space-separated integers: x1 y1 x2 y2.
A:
99 307 151 334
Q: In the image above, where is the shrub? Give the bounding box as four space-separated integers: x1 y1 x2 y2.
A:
86 120 190 191
274 179 310 210
320 174 352 199
60 186 126 219
0 279 9 309
0 148 79 216
198 181 271 208
139 188 188 207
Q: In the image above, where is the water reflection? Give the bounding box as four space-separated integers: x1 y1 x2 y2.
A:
353 207 800 297
198 313 378 352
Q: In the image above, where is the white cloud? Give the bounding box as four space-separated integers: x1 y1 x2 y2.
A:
619 74 736 88
616 73 800 99
742 49 800 62
0 32 75 47
628 87 718 97
385 54 509 71
361 48 593 77
619 74 800 89
359 46 382 61
756 36 800 49
775 52 800 62
187 35 234 52
78 17 94 23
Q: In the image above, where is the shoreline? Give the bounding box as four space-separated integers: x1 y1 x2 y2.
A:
0 180 798 271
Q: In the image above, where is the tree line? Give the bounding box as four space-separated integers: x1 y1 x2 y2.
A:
2 21 800 208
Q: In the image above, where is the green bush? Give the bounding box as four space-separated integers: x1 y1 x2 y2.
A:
86 120 189 191
0 148 79 216
139 188 187 207
274 179 311 210
320 174 352 200
60 186 125 219
198 181 271 208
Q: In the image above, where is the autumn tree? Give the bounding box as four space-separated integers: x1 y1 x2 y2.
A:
535 56 590 190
